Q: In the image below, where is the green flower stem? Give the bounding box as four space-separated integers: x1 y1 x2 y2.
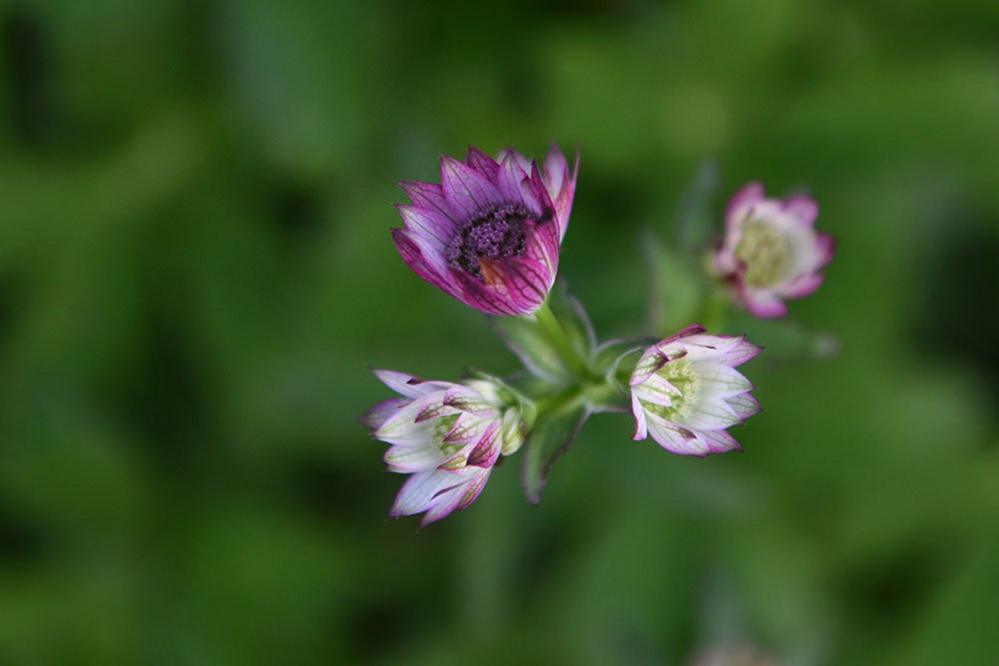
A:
533 385 588 420
533 300 587 377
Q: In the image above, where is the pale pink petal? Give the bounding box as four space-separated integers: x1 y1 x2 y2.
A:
725 182 765 235
371 369 456 399
784 194 819 226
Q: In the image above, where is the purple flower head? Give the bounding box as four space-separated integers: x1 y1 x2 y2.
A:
362 370 526 525
393 144 578 316
713 183 835 318
630 325 761 457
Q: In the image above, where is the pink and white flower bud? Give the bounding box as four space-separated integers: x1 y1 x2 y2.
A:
362 370 524 525
713 182 834 318
630 325 761 456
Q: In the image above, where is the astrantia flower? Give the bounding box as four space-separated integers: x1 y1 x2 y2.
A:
393 144 578 316
713 182 834 318
362 370 526 525
630 325 761 456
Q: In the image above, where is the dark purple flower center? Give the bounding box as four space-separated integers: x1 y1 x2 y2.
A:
445 203 534 278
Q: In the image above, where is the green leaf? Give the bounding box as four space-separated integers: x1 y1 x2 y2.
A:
546 280 597 358
520 405 591 505
491 281 597 385
491 314 570 384
643 232 706 335
673 159 720 252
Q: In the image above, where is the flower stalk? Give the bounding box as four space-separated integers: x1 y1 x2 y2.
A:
364 149 834 525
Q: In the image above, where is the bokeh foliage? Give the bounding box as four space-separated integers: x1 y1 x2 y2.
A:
1 0 998 664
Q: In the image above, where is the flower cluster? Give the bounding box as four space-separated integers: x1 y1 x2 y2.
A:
365 144 835 525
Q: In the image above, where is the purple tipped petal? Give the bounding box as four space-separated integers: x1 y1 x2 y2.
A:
726 393 760 420
384 442 446 473
696 428 741 453
725 181 764 233
391 469 461 517
479 256 552 313
360 397 409 430
543 144 578 240
465 146 500 179
455 468 491 511
527 161 556 215
543 144 568 198
715 337 763 367
631 393 648 440
785 195 819 226
372 369 456 399
392 228 462 302
440 155 504 220
817 233 836 266
656 324 707 350
452 269 520 316
524 214 561 274
740 287 788 319
496 147 532 177
466 422 501 468
781 272 824 298
395 204 455 246
400 181 456 222
496 153 531 205
645 413 709 456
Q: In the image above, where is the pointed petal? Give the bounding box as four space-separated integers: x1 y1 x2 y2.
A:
816 233 836 266
740 287 787 319
452 272 520 316
645 413 709 456
384 442 446 473
497 153 531 204
681 396 742 430
440 155 504 220
371 369 455 399
543 144 578 241
692 361 753 397
726 182 765 235
466 422 501 468
392 228 461 298
542 144 568 199
465 146 500 180
726 393 761 420
496 147 532 176
395 204 455 247
631 392 649 440
633 373 680 407
400 181 456 222
390 469 464 517
523 211 561 275
630 348 668 386
695 428 742 454
360 397 409 431
479 256 551 315
785 194 818 226
780 272 824 299
455 468 491 511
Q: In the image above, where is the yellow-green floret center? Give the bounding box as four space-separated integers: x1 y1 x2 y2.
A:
645 358 700 421
434 415 462 455
735 218 793 287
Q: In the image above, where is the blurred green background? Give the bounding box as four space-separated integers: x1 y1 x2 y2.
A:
2 1 999 664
